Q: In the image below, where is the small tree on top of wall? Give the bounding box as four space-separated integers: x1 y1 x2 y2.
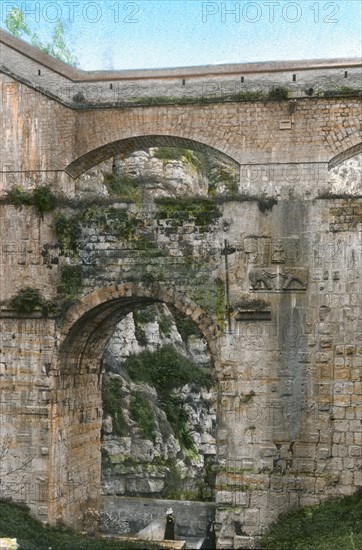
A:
5 7 78 67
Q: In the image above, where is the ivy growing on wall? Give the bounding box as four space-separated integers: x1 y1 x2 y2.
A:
7 186 57 217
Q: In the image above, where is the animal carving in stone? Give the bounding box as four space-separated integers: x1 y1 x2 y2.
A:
280 268 308 290
249 267 277 290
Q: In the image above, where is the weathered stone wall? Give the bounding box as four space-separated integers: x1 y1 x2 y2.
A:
101 496 216 539
1 195 361 546
0 35 361 549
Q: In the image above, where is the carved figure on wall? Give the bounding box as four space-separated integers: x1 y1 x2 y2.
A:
280 268 308 290
271 240 286 263
249 267 277 290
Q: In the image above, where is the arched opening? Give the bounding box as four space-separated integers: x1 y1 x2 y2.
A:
327 144 362 195
328 142 362 170
65 135 240 180
49 284 219 539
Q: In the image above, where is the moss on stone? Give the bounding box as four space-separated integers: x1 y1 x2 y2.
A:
53 213 81 257
7 185 57 217
9 287 54 315
235 297 270 311
103 174 140 200
80 206 139 239
155 197 221 230
57 265 83 302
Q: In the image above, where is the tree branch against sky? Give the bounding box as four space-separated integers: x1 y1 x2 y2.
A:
5 7 78 66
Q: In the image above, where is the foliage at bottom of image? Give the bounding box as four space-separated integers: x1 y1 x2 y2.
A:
0 500 158 550
261 489 362 550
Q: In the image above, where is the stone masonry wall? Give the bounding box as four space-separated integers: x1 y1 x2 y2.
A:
0 40 361 548
1 193 361 547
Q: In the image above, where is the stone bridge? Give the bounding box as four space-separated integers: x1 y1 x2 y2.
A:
0 29 361 548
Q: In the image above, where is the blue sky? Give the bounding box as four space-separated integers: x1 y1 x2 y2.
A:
1 1 361 69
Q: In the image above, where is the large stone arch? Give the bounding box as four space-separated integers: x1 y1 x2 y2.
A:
65 134 240 179
328 141 362 169
49 283 219 526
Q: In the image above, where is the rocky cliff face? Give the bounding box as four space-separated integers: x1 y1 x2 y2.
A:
75 146 238 200
101 304 217 501
328 153 362 195
75 147 362 202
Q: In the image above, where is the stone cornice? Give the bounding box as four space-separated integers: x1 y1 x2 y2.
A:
1 28 361 82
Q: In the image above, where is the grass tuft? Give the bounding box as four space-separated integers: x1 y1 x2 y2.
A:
261 489 362 549
0 499 155 549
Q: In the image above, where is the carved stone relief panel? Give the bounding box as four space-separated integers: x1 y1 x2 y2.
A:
249 267 309 291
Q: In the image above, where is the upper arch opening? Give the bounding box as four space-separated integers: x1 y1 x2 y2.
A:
65 135 240 179
328 142 362 170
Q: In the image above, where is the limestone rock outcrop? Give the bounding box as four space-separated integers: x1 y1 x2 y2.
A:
101 304 217 501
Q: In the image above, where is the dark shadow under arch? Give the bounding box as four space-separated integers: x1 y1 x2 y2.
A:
65 135 240 179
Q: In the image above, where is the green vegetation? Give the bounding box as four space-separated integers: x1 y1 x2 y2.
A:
153 147 239 197
53 214 81 256
268 86 289 101
103 174 139 200
235 297 270 311
317 192 362 200
169 306 201 341
208 166 239 197
0 499 153 549
102 378 128 437
6 186 32 208
155 197 221 231
122 346 212 450
129 392 156 442
133 95 197 106
158 314 172 337
130 86 291 106
162 455 216 501
222 194 277 213
161 461 185 499
81 207 139 239
233 90 266 102
9 287 54 315
134 306 157 324
57 265 83 302
322 86 362 98
7 186 57 217
240 390 256 404
126 84 362 106
154 147 208 172
261 489 362 549
53 205 141 258
133 307 157 346
6 7 78 66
